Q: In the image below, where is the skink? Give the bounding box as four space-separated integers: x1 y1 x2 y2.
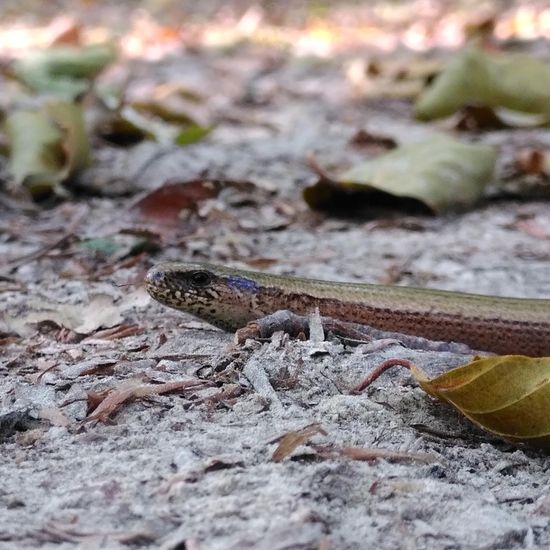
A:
145 262 550 356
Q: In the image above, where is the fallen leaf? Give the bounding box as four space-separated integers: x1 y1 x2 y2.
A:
132 91 208 127
5 109 62 194
13 43 116 99
174 125 212 146
130 179 221 226
271 423 327 462
84 324 143 341
37 407 71 427
454 105 509 131
128 178 267 239
304 136 496 214
97 81 212 148
415 46 550 121
515 149 550 178
244 258 279 269
5 101 90 197
95 109 150 146
463 15 496 43
98 105 212 147
359 357 550 451
97 106 212 146
79 237 122 256
347 56 441 101
313 445 436 464
349 129 397 152
2 289 150 337
85 378 209 423
411 356 550 450
47 100 91 181
203 459 244 473
494 110 550 128
46 16 83 46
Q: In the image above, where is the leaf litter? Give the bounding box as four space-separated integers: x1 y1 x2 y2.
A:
2 289 150 337
2 3 550 549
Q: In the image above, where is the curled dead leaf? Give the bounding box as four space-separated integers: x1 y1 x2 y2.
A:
271 423 327 462
85 378 211 423
304 136 496 215
5 101 90 197
415 46 550 121
515 149 550 178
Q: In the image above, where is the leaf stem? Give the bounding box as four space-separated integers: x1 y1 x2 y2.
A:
351 358 414 394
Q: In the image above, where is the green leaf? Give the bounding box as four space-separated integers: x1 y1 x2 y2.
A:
80 238 121 256
411 355 550 450
47 100 91 178
5 101 90 197
5 110 63 193
14 44 116 99
303 136 496 214
99 106 211 147
415 47 550 121
174 125 212 146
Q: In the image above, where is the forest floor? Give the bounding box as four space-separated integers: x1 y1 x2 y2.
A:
1 1 550 549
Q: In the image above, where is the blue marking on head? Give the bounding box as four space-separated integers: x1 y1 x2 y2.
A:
225 276 259 293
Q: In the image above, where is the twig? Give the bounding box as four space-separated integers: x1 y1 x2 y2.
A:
351 358 414 394
2 234 74 272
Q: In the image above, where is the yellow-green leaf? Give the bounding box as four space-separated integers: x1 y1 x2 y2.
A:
415 47 550 121
47 100 91 179
303 136 496 214
411 355 550 450
14 44 116 99
5 101 90 197
5 110 63 193
98 105 211 147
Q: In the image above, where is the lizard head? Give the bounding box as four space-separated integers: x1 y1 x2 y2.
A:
145 262 262 330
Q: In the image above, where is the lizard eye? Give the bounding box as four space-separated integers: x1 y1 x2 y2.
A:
189 270 211 287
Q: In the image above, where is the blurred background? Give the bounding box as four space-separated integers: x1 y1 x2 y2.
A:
1 0 549 60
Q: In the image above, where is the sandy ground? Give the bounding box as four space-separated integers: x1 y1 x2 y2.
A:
2 6 550 549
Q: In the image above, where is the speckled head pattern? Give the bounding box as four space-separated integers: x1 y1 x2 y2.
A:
145 262 262 330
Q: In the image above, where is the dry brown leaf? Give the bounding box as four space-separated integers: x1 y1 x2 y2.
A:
271 423 327 462
130 179 221 226
82 324 143 341
2 289 150 337
313 445 436 464
515 149 550 178
38 407 71 427
454 105 509 132
203 459 244 473
349 129 397 153
85 378 210 423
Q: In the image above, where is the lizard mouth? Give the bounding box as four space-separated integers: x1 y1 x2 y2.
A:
145 266 166 288
144 267 174 306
